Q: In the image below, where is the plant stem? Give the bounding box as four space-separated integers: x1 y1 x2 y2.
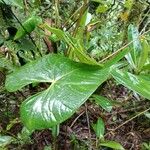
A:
73 2 88 36
85 103 92 150
55 0 60 27
99 29 150 63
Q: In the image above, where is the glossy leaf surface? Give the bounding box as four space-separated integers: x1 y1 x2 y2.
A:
92 95 113 112
111 68 150 100
5 54 110 130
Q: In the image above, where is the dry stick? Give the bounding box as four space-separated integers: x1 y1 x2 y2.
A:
99 40 134 63
138 8 150 28
85 103 92 150
113 107 150 131
99 29 150 63
139 8 150 34
70 111 85 128
62 4 84 29
140 21 150 35
105 107 150 137
106 105 148 116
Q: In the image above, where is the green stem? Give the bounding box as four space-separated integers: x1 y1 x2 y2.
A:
55 0 60 27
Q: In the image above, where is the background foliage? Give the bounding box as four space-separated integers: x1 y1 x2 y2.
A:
0 0 150 149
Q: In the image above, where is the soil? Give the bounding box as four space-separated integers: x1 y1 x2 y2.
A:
0 80 150 150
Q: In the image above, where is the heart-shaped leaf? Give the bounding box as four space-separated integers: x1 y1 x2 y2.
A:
5 54 110 130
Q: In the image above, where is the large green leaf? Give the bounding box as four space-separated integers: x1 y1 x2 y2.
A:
43 24 102 66
5 54 110 130
111 68 150 100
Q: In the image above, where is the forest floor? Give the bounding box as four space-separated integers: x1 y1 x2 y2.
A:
0 80 150 150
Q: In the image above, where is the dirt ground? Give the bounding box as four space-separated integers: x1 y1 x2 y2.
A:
0 80 150 150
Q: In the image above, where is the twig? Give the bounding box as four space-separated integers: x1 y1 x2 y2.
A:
85 103 92 150
106 105 148 116
99 29 150 63
140 21 150 35
113 107 150 131
62 5 83 29
99 40 133 63
70 111 85 128
105 107 150 137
